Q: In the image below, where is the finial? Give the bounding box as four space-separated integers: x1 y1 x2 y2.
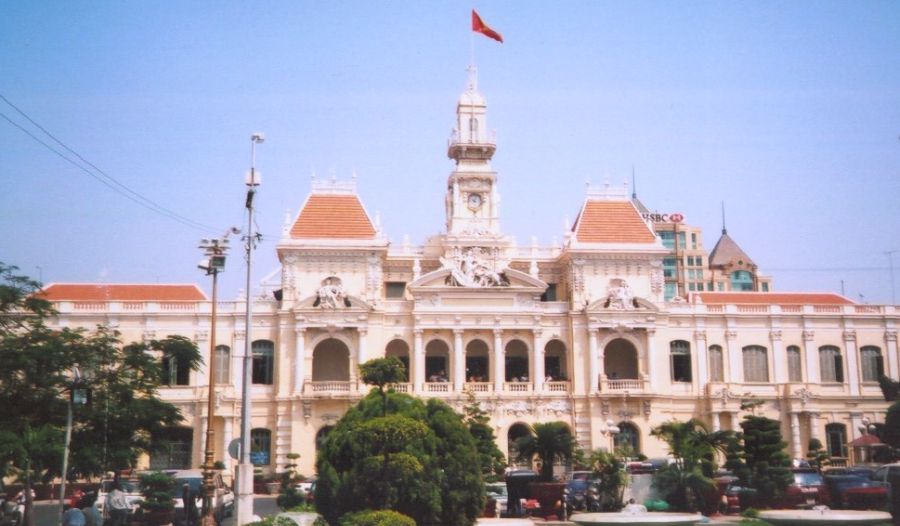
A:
466 64 478 93
632 166 637 199
721 201 727 235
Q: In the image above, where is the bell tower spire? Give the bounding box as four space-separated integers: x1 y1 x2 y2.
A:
445 67 500 236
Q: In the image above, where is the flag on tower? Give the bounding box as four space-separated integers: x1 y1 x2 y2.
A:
472 9 503 43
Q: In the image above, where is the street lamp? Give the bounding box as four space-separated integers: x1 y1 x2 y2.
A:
237 133 263 526
199 235 231 526
59 368 90 526
600 419 620 452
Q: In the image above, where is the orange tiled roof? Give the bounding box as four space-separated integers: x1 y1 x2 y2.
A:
289 194 377 239
40 284 206 301
574 200 657 244
697 292 852 305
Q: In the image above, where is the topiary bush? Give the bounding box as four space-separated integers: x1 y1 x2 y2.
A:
338 510 416 526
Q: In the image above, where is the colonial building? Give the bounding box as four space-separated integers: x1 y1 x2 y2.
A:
41 71 897 476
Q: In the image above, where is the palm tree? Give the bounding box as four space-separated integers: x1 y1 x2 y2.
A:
650 419 736 512
514 421 576 481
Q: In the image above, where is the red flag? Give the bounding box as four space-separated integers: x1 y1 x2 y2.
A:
472 9 503 43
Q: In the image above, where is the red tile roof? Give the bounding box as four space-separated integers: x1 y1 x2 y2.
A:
289 194 377 239
40 284 206 302
696 292 852 305
573 200 657 244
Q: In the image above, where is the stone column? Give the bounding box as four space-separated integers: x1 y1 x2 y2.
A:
725 330 741 383
293 329 306 395
809 412 821 443
790 412 802 459
802 330 819 383
195 331 210 388
222 417 233 470
453 329 465 392
886 330 899 379
413 329 425 392
711 412 721 432
729 411 740 431
358 328 368 370
493 329 504 393
232 330 246 394
771 330 786 384
533 329 545 393
844 331 860 397
646 328 658 391
694 330 708 393
588 329 600 393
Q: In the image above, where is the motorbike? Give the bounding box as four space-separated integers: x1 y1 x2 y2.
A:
0 496 23 526
585 487 601 512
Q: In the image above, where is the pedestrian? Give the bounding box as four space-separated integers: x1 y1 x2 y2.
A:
62 504 87 526
105 484 128 526
181 484 197 526
80 492 102 526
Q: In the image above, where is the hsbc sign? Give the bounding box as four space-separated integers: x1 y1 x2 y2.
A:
643 212 684 224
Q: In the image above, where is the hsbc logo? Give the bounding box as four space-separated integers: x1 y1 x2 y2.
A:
643 212 684 223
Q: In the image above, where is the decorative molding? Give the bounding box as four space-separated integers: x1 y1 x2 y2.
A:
642 400 651 417
793 387 815 407
320 413 339 425
769 330 782 341
234 330 246 340
693 330 707 342
302 401 313 422
194 330 209 341
142 330 157 342
886 330 898 343
802 330 815 341
842 330 857 342
724 330 737 340
504 400 533 417
711 388 737 407
601 401 610 416
542 399 571 417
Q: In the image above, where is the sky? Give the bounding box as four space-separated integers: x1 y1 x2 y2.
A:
2 1 899 303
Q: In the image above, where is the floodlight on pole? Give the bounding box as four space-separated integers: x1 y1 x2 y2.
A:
236 133 263 526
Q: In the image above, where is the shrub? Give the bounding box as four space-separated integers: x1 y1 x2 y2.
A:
338 510 416 526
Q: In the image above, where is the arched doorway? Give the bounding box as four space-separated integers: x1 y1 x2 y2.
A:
614 422 641 455
507 423 531 468
544 340 568 381
149 426 193 469
604 338 639 380
312 338 350 381
315 426 334 452
505 340 530 382
465 339 490 382
425 339 450 382
385 339 410 381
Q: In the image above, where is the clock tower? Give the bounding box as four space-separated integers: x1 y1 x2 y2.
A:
445 66 501 237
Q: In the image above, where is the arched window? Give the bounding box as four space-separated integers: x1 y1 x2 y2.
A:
819 345 844 383
507 423 531 468
614 422 640 455
787 345 802 382
670 340 692 383
730 270 754 291
252 340 275 385
250 428 271 465
708 345 724 382
860 346 884 382
214 345 230 384
742 345 769 382
468 116 479 140
385 340 410 382
825 423 847 458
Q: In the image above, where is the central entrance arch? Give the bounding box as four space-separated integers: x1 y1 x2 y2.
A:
604 338 639 379
312 338 350 381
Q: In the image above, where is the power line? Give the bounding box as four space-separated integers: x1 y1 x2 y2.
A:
764 267 891 272
1 95 219 233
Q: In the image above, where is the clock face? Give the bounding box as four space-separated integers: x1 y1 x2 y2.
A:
467 193 483 209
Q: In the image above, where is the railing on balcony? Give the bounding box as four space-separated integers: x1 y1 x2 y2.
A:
544 381 570 393
465 382 492 393
304 381 353 395
388 382 411 393
606 379 644 391
505 382 531 393
424 382 450 394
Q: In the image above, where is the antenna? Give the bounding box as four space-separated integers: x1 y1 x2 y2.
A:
721 201 727 235
631 166 637 199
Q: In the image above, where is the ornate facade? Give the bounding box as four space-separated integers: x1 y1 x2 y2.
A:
42 71 897 476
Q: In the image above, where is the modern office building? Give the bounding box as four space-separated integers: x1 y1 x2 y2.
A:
41 72 897 475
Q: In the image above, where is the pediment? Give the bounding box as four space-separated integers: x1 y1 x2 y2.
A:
408 267 547 292
295 293 373 311
585 295 659 312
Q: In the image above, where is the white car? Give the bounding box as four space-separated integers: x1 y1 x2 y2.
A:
170 469 234 526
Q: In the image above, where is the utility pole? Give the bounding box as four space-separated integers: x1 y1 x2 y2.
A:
236 133 264 526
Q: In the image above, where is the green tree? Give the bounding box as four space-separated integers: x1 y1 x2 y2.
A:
315 385 483 525
0 263 202 526
461 388 506 480
806 438 830 470
650 419 736 512
586 449 627 511
740 415 793 504
878 375 900 454
513 421 576 482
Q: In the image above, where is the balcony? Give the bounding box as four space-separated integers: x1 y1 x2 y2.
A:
303 381 354 397
600 375 648 393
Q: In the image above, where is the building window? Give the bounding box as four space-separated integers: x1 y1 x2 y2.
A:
614 422 641 454
731 270 754 291
687 256 695 266
385 282 406 299
670 340 692 383
214 345 230 384
250 428 271 465
708 345 724 382
761 283 769 292
659 231 674 249
162 356 190 386
717 282 725 291
787 345 802 382
691 233 697 249
825 423 847 458
742 345 769 382
860 346 884 382
819 345 844 383
541 283 558 302
678 232 686 248
663 258 676 278
696 256 703 266
695 270 703 280
688 283 696 291
252 340 275 385
664 283 677 301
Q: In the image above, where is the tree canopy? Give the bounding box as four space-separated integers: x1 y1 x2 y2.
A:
513 421 576 482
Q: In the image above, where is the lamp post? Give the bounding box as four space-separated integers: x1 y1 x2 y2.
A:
600 419 620 452
236 133 263 526
58 368 89 526
199 236 230 526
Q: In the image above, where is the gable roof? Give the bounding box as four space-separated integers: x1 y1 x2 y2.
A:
289 194 377 239
696 292 853 305
572 200 657 244
40 284 206 302
709 232 755 268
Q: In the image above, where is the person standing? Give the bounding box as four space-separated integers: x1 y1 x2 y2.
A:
62 504 86 526
181 484 197 526
105 484 128 526
80 492 102 526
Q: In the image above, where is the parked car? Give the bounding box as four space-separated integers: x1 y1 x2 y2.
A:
775 468 831 509
170 469 234 526
823 467 887 509
485 482 508 516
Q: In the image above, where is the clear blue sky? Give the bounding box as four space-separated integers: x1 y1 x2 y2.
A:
2 1 899 302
